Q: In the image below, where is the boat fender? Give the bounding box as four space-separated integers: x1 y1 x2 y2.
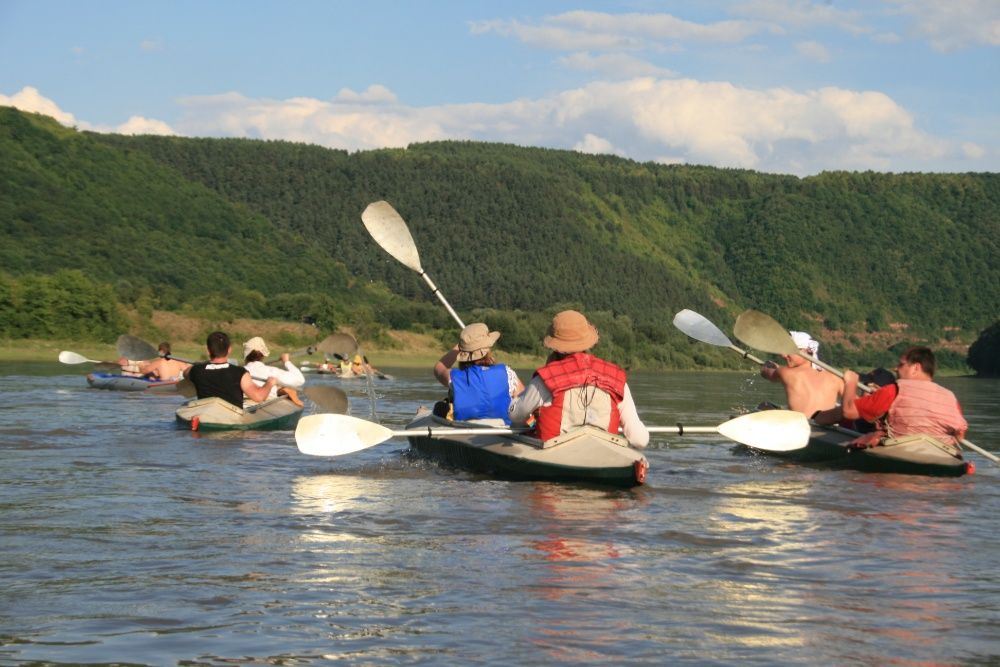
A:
633 459 648 485
191 416 200 432
965 461 976 475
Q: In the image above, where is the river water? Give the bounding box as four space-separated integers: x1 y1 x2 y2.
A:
2 364 999 665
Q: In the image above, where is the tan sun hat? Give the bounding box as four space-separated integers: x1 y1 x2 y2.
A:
243 336 270 358
543 310 599 353
457 323 501 362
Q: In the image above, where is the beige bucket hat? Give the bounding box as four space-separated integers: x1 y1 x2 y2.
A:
243 336 270 358
457 323 501 362
543 310 599 353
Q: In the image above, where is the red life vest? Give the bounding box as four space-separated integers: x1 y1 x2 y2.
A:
534 353 627 441
887 378 967 445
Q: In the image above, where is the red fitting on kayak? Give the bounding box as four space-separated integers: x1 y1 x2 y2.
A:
965 461 976 475
191 416 200 432
634 459 648 485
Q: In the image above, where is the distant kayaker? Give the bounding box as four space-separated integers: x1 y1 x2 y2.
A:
508 310 649 448
118 342 190 381
185 331 275 408
242 336 305 407
760 330 843 417
433 322 524 424
812 346 968 450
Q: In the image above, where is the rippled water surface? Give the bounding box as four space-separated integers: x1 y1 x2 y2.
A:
2 364 999 665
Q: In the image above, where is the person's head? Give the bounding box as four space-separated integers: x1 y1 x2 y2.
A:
455 323 501 368
898 346 936 379
789 331 819 358
860 367 896 387
352 355 363 367
206 331 231 359
243 336 270 363
543 310 599 356
158 342 172 355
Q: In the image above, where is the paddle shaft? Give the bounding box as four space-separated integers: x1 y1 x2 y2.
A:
418 270 465 329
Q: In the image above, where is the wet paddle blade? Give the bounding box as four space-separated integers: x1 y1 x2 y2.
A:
58 351 92 364
361 201 424 273
672 309 735 347
176 378 197 398
117 334 158 360
303 386 349 415
317 333 359 359
732 310 799 356
717 410 810 452
295 413 394 457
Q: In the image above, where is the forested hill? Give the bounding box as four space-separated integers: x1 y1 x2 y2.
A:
2 106 999 368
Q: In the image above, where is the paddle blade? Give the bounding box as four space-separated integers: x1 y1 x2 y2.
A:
303 386 349 415
317 333 359 359
672 309 735 347
717 410 810 452
361 201 424 273
295 413 393 457
733 310 799 356
176 378 198 398
117 334 158 360
58 351 90 364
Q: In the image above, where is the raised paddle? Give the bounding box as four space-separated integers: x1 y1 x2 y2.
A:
57 351 120 369
672 309 766 365
316 332 359 360
117 334 158 361
361 200 466 329
733 309 998 465
294 410 810 457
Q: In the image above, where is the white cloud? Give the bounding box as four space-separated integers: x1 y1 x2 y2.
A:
333 85 398 105
731 0 868 34
796 40 830 62
0 86 79 126
558 52 676 78
116 115 175 135
886 0 1000 51
471 11 776 52
574 133 624 156
140 38 163 51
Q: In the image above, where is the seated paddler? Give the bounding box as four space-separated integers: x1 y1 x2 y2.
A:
508 310 649 448
185 331 276 409
433 322 524 424
242 336 306 407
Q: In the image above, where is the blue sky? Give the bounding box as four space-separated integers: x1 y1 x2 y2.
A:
1 0 997 175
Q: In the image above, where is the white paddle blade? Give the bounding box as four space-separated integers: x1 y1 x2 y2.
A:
58 351 91 364
718 410 810 452
295 413 394 457
361 201 424 273
672 309 735 347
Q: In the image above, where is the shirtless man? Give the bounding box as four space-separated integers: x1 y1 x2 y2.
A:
118 342 190 381
760 330 843 416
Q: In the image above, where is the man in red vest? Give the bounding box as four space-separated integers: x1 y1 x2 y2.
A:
813 346 967 449
508 310 649 447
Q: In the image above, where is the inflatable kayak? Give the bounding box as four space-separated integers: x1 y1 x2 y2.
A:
86 372 180 392
175 396 304 431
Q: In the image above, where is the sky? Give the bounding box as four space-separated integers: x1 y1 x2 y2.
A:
1 0 998 176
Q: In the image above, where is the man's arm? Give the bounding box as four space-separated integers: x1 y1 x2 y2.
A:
241 373 276 402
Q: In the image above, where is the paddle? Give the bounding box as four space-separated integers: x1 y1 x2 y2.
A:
733 309 998 465
361 200 466 328
316 332 359 360
672 309 766 365
294 410 809 457
116 334 158 361
57 351 120 370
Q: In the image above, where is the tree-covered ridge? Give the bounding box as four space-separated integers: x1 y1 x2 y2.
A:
2 106 999 371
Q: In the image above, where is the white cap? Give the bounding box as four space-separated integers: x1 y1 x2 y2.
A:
789 330 819 358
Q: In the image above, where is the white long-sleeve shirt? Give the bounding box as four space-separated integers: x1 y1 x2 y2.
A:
245 360 306 399
508 376 650 448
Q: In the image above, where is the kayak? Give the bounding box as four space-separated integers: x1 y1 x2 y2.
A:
86 372 180 392
175 396 304 431
404 409 649 487
750 422 972 477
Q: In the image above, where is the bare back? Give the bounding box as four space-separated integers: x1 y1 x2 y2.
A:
771 364 844 416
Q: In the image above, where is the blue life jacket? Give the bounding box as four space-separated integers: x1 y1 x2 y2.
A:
450 364 512 424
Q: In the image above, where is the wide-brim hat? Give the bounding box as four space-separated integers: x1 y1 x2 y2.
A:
457 323 501 362
543 310 599 353
243 336 270 358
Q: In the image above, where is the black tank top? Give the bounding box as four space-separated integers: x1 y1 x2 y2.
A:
187 362 247 408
